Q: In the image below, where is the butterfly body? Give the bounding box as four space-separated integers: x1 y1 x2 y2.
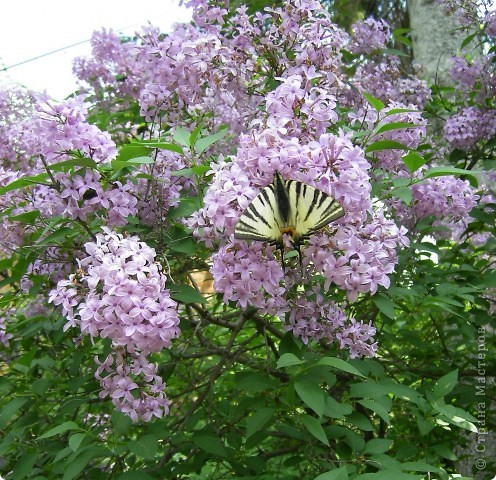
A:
234 171 344 245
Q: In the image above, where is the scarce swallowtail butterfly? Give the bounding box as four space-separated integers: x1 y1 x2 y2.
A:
234 171 344 245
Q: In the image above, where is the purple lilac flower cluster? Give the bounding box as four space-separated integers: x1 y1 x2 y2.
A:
95 351 170 423
30 93 117 164
49 229 180 421
349 18 390 54
444 107 496 151
49 228 180 353
287 288 377 358
350 101 427 174
0 87 34 170
73 28 144 104
412 176 478 220
349 58 432 110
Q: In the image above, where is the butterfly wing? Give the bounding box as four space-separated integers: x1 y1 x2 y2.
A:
286 179 344 240
234 181 285 243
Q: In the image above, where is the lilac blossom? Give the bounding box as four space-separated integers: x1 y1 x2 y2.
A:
95 351 170 422
349 18 390 54
444 107 496 151
49 228 180 354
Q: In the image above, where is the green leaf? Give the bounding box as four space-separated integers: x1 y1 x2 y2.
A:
112 156 155 170
375 122 418 135
433 369 458 400
400 461 444 473
461 32 477 48
194 127 229 155
300 414 329 446
192 433 228 457
402 151 426 173
173 127 191 147
357 399 391 425
363 92 385 112
432 444 458 461
277 353 305 368
38 227 76 246
116 144 151 162
0 397 29 429
394 36 413 47
170 165 211 177
373 295 396 320
421 166 478 187
117 473 155 480
8 210 40 224
313 466 349 480
383 48 409 57
432 401 478 432
365 140 409 154
128 435 159 460
364 438 393 454
69 433 86 452
48 157 97 171
246 408 275 438
0 173 48 195
295 381 325 416
132 141 184 154
13 451 36 480
38 421 81 439
317 357 366 378
169 284 206 304
62 446 109 480
355 472 422 480
237 372 278 392
391 186 412 204
168 237 196 254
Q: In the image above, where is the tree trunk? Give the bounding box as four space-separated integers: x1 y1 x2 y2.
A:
408 0 464 85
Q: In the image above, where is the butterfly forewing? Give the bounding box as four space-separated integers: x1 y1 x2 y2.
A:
234 182 284 243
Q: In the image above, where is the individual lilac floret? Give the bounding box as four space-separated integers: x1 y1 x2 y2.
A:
49 228 180 354
95 351 170 423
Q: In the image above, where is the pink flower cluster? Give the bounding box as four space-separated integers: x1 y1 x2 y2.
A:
30 93 117 164
412 176 478 220
49 229 180 421
95 352 170 423
349 18 390 54
444 107 496 150
351 101 427 174
286 289 377 358
349 58 432 109
49 228 180 353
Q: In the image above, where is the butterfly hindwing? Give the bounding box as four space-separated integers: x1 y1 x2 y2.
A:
234 171 344 244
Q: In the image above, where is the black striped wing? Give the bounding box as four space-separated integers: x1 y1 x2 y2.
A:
234 180 286 243
234 172 344 244
286 179 345 241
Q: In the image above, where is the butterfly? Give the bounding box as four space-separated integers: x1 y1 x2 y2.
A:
234 171 344 246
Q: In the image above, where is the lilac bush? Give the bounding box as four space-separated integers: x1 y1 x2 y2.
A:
0 7 493 479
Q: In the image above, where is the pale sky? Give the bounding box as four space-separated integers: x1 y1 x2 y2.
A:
0 0 192 100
